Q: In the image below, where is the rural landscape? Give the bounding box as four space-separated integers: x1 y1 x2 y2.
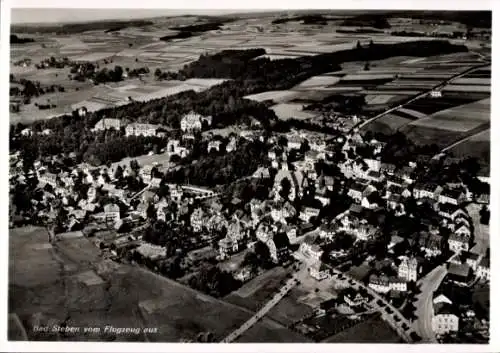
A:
9 9 490 345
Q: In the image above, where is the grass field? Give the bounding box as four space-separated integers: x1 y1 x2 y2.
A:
323 315 401 343
9 227 306 342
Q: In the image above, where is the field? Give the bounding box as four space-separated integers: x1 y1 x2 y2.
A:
323 315 401 343
270 103 319 120
361 113 413 134
447 129 490 175
9 227 305 342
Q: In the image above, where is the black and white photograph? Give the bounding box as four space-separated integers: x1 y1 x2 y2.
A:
4 2 495 351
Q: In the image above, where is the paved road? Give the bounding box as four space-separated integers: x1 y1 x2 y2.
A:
352 62 491 133
221 274 300 343
413 264 448 342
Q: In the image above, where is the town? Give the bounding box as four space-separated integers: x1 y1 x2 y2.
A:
8 9 490 345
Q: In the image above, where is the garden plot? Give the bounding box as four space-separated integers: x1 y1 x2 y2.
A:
244 90 300 103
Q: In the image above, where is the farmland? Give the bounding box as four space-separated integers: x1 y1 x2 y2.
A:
9 227 306 342
323 314 401 343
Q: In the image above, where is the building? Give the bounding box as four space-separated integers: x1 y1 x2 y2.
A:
190 208 205 233
300 236 323 261
465 252 481 271
180 111 212 132
447 263 472 285
476 256 490 281
299 207 320 223
347 182 366 202
448 234 470 253
93 118 124 131
103 203 121 223
125 123 161 137
207 140 222 153
309 262 330 281
413 182 442 200
438 189 466 205
398 256 418 282
343 288 369 307
431 294 459 335
368 275 407 293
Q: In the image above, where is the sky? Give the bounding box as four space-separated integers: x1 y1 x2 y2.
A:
11 8 248 24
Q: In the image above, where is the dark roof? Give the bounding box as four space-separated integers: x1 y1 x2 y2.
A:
349 204 364 216
479 256 490 268
448 263 471 279
349 182 366 193
434 302 459 316
441 188 464 199
273 232 290 249
439 203 461 215
368 170 381 178
414 182 439 192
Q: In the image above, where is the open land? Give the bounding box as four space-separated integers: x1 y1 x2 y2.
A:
9 227 306 342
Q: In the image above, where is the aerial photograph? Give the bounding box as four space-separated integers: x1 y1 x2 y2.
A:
8 8 491 344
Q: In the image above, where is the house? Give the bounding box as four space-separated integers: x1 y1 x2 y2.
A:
218 237 241 260
319 223 336 240
125 123 160 137
103 203 121 223
448 234 470 253
361 193 380 209
180 111 211 132
447 263 472 285
455 224 471 238
343 288 369 307
21 128 33 136
438 203 468 221
386 174 405 187
380 163 396 175
234 267 255 282
413 182 442 200
366 170 384 183
225 137 238 153
93 118 124 131
465 252 481 271
190 208 205 233
438 188 466 205
386 194 405 215
309 262 330 281
287 135 303 150
269 232 290 263
207 140 222 153
476 256 490 281
398 256 418 282
363 158 381 172
300 235 323 261
348 182 366 202
432 294 459 335
87 186 97 202
38 171 58 187
419 232 444 257
271 201 296 223
299 207 320 223
252 167 271 180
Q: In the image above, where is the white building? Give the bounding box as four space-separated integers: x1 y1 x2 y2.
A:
125 123 160 137
398 256 418 282
431 294 459 335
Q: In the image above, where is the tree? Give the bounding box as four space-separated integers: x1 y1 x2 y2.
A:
479 205 490 225
146 203 156 220
254 241 273 269
114 165 123 180
279 177 292 200
356 40 362 49
364 62 370 71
